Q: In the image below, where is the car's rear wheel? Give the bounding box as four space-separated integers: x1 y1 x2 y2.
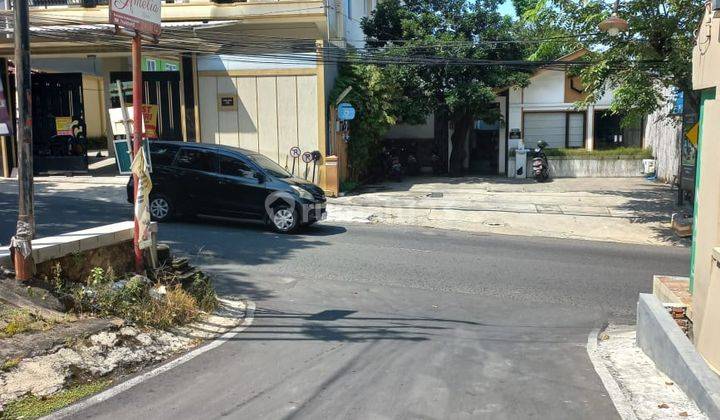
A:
270 206 298 233
149 194 173 222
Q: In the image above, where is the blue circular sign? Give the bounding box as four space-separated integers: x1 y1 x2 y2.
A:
338 103 356 121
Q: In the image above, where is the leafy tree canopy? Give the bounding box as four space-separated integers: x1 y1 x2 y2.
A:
361 0 530 175
523 0 705 123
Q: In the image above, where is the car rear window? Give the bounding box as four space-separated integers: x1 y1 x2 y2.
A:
149 143 180 167
175 148 217 173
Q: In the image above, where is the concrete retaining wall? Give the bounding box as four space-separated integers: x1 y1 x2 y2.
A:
0 221 156 271
637 293 720 418
507 157 645 178
548 157 645 178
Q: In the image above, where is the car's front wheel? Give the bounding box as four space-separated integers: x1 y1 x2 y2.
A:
149 194 173 222
269 206 298 233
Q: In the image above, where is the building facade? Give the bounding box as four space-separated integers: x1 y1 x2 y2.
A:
385 50 648 177
0 0 376 192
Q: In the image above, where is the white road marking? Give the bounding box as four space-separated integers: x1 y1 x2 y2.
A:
586 327 638 420
44 301 256 420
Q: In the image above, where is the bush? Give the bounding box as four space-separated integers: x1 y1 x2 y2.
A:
186 274 218 313
509 146 652 159
68 274 201 329
147 287 199 329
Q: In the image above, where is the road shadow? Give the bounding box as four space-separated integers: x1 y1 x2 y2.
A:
0 190 131 246
159 221 345 301
593 183 691 247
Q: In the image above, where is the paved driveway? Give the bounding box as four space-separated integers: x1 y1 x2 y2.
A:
329 177 689 247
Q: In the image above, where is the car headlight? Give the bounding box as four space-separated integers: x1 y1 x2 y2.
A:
291 185 314 200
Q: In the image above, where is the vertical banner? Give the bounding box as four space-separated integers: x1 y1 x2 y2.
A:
131 147 153 249
141 104 159 138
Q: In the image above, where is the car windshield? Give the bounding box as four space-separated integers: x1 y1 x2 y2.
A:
248 154 293 179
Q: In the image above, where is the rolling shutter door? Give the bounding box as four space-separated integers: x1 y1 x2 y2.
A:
568 113 585 147
523 113 565 148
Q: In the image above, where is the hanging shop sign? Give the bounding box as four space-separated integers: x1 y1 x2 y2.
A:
110 0 162 37
141 104 159 138
55 116 74 136
337 103 356 121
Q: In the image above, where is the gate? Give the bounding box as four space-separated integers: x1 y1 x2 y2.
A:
32 73 89 174
110 71 182 141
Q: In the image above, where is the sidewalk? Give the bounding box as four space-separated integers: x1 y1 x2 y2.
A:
0 176 128 205
327 177 690 247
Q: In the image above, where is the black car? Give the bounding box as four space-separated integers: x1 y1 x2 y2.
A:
127 141 326 233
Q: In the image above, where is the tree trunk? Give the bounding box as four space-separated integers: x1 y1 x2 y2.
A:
433 108 449 174
449 113 472 177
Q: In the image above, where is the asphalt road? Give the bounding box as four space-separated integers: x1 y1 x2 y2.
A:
0 190 691 419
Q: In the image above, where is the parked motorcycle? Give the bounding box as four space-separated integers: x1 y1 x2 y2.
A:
431 151 445 175
381 147 403 182
532 141 550 182
406 153 420 176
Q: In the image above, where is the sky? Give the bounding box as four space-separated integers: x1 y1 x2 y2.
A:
498 0 518 18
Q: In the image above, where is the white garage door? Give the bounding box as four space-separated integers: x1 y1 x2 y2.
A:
523 113 566 149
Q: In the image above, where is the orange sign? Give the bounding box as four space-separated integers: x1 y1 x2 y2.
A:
141 104 158 138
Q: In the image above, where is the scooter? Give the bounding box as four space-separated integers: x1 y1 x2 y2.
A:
532 141 550 182
380 148 403 182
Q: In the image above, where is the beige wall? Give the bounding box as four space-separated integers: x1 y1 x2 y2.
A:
82 75 105 139
693 9 720 90
691 6 720 372
198 72 319 177
692 97 720 373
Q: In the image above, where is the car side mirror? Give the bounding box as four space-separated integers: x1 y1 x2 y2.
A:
254 172 265 183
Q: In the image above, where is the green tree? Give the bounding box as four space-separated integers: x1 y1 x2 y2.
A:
362 0 530 175
329 52 402 181
524 0 705 123
514 0 580 61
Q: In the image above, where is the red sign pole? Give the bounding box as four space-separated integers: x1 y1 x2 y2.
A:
131 33 144 273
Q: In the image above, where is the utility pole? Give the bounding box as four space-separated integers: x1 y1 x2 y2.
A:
11 0 35 281
131 33 144 273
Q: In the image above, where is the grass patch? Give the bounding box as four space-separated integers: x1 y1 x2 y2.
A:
1 358 20 372
1 379 111 420
0 309 53 338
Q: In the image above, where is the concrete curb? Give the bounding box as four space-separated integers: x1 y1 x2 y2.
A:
43 300 256 419
586 328 638 420
637 293 720 418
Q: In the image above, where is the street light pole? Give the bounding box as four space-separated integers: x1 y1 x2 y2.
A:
11 0 35 281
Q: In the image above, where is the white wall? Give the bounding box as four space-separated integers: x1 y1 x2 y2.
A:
342 0 375 47
523 70 565 104
197 53 316 72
